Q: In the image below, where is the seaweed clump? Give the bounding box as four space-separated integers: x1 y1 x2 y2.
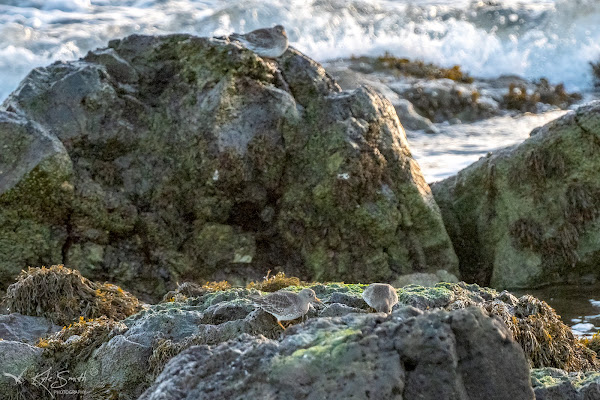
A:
509 218 544 251
579 332 600 355
372 53 474 83
485 294 598 372
3 265 141 325
503 79 581 112
246 271 303 292
37 316 126 365
148 335 208 378
161 280 232 302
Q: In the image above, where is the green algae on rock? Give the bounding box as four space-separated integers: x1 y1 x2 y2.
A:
0 34 458 299
432 101 600 289
0 111 73 293
531 367 600 399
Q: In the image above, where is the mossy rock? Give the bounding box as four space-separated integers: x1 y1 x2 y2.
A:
1 34 458 300
432 101 600 288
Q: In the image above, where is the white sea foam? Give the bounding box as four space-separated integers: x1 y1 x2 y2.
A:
0 0 598 183
1 0 599 102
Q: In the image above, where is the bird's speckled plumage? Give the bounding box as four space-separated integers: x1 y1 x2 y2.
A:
251 288 320 327
230 25 289 58
362 283 398 314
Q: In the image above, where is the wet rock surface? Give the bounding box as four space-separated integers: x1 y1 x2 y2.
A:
0 34 458 299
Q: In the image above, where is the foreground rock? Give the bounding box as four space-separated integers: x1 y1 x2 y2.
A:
0 266 595 399
0 313 60 344
432 101 600 288
0 34 457 298
140 307 534 400
531 368 600 399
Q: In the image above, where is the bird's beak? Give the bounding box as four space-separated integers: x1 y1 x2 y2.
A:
315 297 322 303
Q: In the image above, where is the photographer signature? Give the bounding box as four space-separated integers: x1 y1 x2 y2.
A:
3 367 87 398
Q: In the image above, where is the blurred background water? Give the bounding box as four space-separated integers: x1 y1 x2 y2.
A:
1 0 599 100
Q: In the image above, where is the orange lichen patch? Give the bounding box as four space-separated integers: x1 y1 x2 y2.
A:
3 265 141 325
246 271 303 292
202 280 232 291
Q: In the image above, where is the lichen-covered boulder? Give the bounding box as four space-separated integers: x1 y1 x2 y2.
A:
1 34 457 298
0 111 72 288
531 368 600 400
432 101 600 288
139 307 534 400
0 340 42 398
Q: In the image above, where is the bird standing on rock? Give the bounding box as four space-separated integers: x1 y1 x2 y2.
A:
230 25 289 58
251 288 321 330
362 283 398 314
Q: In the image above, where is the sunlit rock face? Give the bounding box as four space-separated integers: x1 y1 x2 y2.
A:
432 101 600 289
0 33 458 298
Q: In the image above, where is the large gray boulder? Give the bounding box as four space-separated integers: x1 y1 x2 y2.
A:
139 307 534 400
1 34 457 298
0 313 61 344
432 101 600 288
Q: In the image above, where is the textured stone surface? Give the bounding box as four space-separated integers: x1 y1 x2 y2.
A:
1 34 457 298
0 341 42 397
531 368 600 400
139 307 534 400
432 101 600 288
0 313 61 344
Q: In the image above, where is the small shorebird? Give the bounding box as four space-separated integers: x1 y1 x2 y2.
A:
230 25 289 58
362 283 398 314
251 288 321 329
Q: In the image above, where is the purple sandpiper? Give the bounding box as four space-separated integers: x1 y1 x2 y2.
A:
251 288 321 329
362 283 398 314
230 25 289 58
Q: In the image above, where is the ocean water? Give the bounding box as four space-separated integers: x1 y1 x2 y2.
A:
1 0 600 103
